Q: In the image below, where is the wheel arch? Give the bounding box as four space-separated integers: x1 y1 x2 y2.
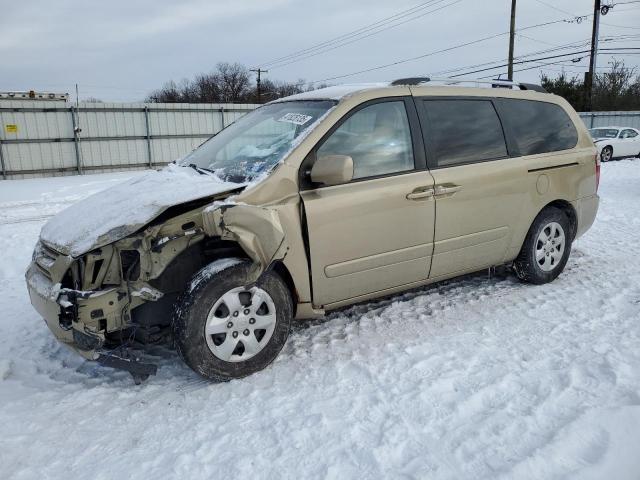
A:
540 199 578 241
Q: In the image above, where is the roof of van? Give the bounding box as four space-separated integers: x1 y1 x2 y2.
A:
272 81 549 103
273 83 390 102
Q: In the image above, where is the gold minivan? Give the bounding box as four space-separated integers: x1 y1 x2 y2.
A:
26 79 600 382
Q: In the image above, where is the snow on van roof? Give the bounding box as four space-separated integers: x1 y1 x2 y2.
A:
272 83 391 102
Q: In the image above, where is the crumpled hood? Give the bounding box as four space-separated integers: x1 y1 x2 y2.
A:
40 165 245 257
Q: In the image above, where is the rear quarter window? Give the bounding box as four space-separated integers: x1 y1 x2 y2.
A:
498 99 578 156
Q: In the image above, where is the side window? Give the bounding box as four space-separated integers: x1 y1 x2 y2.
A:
620 129 638 139
316 101 415 180
422 100 508 167
498 99 578 156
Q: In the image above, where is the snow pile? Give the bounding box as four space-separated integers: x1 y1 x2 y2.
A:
39 164 243 257
1 160 640 479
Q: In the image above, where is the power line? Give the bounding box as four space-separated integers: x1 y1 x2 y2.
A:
517 32 560 47
260 0 457 69
430 37 593 77
433 34 640 80
265 0 464 70
261 0 443 67
453 48 640 78
308 17 579 84
531 0 575 17
428 33 638 78
478 58 586 79
601 21 640 30
451 50 591 77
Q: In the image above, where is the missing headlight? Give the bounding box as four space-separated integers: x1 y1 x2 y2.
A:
120 250 140 281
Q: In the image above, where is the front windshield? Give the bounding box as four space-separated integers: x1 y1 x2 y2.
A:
180 100 335 183
590 128 619 139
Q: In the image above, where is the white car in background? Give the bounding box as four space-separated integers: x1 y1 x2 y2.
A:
589 126 640 162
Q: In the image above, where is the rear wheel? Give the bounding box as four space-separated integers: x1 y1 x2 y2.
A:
514 207 572 285
173 260 293 381
601 146 613 162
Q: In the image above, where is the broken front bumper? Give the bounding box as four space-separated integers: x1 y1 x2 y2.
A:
25 263 122 360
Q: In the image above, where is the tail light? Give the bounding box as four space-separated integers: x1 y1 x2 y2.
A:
594 152 600 192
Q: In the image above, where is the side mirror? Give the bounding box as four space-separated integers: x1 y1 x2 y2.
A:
310 154 354 186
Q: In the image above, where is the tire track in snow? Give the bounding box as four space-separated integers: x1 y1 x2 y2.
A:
0 214 55 225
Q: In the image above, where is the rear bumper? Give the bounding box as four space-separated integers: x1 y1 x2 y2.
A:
573 194 599 239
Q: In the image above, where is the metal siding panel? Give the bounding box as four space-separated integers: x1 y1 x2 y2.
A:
579 111 640 129
1 101 258 178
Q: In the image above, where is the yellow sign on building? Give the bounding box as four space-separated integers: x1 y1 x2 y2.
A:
5 124 18 133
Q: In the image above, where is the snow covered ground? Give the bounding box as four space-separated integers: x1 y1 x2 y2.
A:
1 162 640 480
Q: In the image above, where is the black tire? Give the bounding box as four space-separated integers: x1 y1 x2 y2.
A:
173 260 293 381
513 207 572 285
601 146 613 162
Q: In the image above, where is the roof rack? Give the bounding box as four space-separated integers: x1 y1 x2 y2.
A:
389 77 547 93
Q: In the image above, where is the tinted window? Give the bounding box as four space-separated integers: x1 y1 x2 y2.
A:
422 100 508 167
499 99 578 156
317 101 415 179
620 129 638 139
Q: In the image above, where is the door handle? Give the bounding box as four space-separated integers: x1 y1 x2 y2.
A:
406 187 435 200
434 184 462 197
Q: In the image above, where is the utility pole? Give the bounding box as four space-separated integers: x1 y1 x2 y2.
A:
586 0 602 111
250 68 268 103
508 0 517 81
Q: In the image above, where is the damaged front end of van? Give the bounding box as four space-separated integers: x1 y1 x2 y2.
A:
25 99 334 382
25 170 291 382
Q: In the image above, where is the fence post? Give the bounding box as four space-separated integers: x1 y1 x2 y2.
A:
589 113 595 128
70 106 83 174
220 106 225 130
0 140 6 179
144 106 153 168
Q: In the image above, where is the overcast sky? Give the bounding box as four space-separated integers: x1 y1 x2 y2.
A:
1 0 639 102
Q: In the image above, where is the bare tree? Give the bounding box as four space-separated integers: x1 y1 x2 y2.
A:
214 62 251 103
146 63 322 104
193 73 220 102
146 80 181 103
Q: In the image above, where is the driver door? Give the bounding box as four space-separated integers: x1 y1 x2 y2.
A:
300 98 436 308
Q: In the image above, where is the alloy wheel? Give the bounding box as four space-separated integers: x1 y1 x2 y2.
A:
535 221 566 272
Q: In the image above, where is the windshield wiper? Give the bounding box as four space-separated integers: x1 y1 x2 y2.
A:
184 163 216 176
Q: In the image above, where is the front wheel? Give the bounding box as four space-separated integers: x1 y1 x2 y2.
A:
514 207 572 285
601 146 613 162
173 260 293 381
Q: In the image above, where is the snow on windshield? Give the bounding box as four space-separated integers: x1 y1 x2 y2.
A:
180 100 336 183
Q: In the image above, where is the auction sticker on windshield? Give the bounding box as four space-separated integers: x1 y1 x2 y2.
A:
277 113 313 125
